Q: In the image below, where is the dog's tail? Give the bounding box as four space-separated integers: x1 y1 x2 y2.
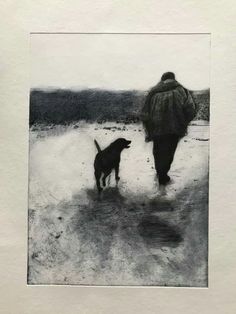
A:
94 139 101 152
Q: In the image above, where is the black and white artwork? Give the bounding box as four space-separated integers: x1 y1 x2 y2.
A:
28 33 210 286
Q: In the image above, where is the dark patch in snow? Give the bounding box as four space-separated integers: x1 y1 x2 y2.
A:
138 216 182 248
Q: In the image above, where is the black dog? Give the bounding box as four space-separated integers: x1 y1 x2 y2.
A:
94 138 131 193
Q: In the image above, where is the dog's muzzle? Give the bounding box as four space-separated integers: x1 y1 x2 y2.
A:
125 140 131 148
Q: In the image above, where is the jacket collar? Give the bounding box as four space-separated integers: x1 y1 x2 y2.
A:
151 80 180 93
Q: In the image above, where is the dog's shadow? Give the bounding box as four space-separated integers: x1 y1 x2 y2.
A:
86 186 125 203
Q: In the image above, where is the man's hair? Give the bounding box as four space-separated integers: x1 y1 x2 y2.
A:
161 72 175 81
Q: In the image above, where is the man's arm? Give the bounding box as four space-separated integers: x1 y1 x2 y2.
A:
183 89 196 123
140 91 153 141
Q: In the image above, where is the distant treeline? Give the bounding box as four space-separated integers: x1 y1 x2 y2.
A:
29 88 210 125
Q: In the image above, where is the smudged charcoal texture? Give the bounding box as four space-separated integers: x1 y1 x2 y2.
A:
29 88 209 125
28 122 209 286
138 216 182 248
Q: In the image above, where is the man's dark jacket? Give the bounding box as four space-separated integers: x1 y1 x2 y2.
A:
141 80 196 139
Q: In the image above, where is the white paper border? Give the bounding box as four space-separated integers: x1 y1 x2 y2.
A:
1 1 236 313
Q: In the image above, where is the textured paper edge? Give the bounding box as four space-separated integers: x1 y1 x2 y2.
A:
0 1 236 313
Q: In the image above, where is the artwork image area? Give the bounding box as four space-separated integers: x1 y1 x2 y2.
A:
28 34 209 286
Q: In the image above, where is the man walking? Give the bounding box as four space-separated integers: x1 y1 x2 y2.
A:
141 72 196 191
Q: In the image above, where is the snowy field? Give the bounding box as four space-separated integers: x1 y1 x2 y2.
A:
28 121 209 286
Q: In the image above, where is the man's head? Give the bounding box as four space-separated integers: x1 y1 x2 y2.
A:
161 72 175 82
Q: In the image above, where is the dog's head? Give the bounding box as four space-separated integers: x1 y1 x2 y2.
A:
112 138 131 151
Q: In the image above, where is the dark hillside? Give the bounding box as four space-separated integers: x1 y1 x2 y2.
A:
30 88 209 125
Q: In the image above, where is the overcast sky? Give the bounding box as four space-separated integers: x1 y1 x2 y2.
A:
31 33 210 91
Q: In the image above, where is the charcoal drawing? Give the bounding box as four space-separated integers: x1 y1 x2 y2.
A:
28 34 209 286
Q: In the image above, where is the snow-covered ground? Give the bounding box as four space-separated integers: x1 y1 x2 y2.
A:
28 121 209 286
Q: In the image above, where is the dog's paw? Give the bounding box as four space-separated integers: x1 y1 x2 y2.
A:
98 187 103 194
115 176 120 184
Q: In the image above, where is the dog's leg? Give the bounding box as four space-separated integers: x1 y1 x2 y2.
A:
102 171 110 187
95 169 102 193
107 174 111 186
115 165 120 185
